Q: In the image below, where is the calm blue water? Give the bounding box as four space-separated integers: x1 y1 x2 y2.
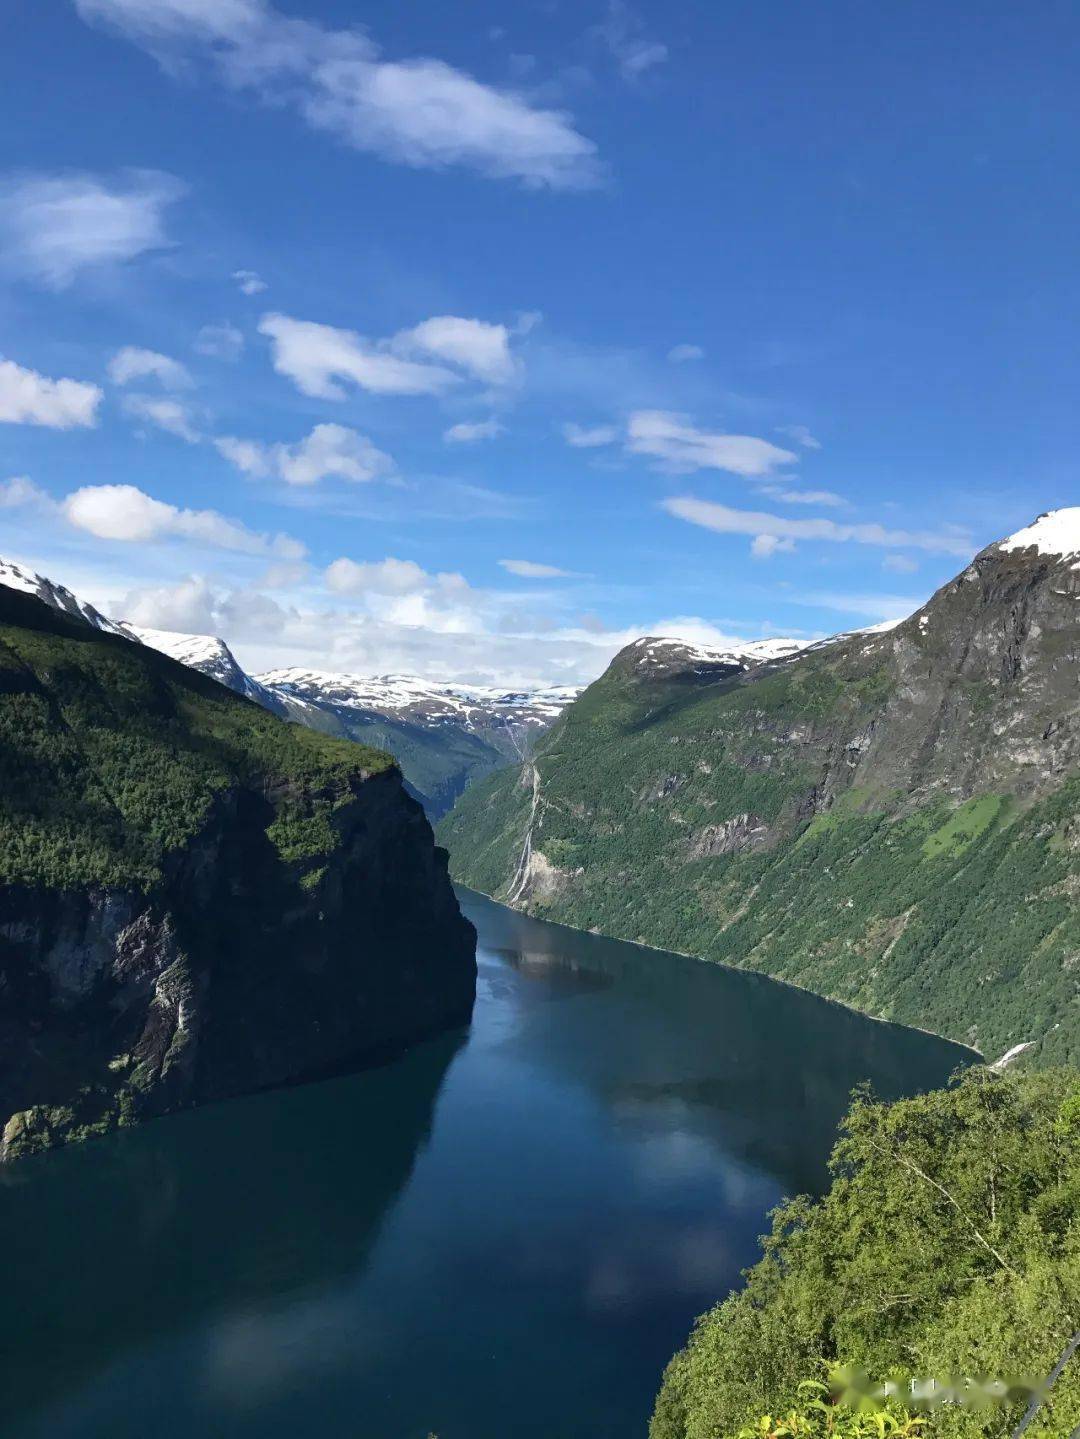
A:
0 888 972 1439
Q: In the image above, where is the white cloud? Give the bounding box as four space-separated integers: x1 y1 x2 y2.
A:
258 312 458 399
0 170 183 288
215 422 395 485
444 417 504 444
0 357 103 428
777 423 821 450
326 557 424 596
628 411 797 477
108 346 192 388
499 559 578 579
394 316 517 384
119 574 290 637
662 496 974 555
123 393 201 442
76 0 601 189
563 420 618 448
883 553 919 574
63 482 305 557
0 476 53 510
194 322 244 360
667 343 704 363
750 534 796 560
232 268 267 295
758 486 845 507
323 557 478 635
213 436 268 476
592 2 668 79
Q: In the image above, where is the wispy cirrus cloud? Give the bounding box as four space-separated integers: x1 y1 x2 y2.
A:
194 322 244 360
0 169 184 288
628 410 797 477
76 0 601 189
562 421 619 448
122 393 201 442
232 268 267 295
590 2 668 80
667 343 704 363
108 346 192 388
498 559 580 579
663 496 974 556
444 418 504 444
758 485 846 507
0 357 103 428
776 423 821 450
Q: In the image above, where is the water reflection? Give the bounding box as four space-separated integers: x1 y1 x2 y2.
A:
0 889 973 1439
461 888 974 1198
0 1031 463 1427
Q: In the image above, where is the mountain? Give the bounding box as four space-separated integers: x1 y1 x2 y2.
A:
0 556 125 637
119 630 579 817
0 559 578 817
0 583 476 1162
253 667 580 815
118 623 282 707
439 509 1080 1069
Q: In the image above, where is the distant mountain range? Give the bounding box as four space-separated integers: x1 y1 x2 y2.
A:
0 557 580 816
440 508 1080 1070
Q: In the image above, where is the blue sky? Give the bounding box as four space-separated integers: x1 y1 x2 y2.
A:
1 0 1077 686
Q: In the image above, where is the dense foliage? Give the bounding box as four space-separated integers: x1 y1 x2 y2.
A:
652 1067 1080 1439
0 589 394 892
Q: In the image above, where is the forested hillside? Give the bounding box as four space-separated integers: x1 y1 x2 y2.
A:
652 1066 1080 1439
440 513 1080 1066
0 584 475 1160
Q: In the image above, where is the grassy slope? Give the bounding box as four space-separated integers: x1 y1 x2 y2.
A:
439 648 1080 1066
0 588 395 893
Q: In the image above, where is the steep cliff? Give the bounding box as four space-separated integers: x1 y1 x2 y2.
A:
440 510 1080 1066
0 585 476 1161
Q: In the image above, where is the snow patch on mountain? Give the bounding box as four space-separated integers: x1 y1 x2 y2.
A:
997 508 1080 560
629 635 806 672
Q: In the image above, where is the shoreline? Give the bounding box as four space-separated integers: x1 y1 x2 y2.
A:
454 882 986 1065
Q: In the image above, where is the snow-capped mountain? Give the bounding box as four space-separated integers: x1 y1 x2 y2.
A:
256 668 580 749
249 669 582 811
0 557 125 638
622 634 807 681
118 624 272 702
115 623 319 724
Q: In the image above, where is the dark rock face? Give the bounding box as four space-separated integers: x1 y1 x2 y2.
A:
689 813 770 857
0 771 476 1163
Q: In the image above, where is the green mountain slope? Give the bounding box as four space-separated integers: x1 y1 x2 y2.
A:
439 513 1080 1066
0 585 475 1159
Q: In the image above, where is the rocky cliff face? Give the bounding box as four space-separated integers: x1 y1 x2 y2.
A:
439 511 1080 1067
0 586 476 1161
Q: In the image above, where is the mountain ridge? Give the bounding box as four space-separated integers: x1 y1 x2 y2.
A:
0 556 581 816
439 509 1080 1067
